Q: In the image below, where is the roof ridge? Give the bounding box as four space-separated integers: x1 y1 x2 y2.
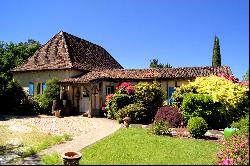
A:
60 31 73 68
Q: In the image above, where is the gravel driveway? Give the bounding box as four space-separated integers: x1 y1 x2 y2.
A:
0 115 122 165
0 115 121 137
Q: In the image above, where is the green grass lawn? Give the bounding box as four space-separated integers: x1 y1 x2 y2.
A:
42 128 222 165
0 124 71 164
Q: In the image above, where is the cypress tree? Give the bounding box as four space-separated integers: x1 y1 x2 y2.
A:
212 35 221 66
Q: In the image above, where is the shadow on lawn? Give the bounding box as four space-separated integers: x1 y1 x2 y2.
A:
0 114 41 121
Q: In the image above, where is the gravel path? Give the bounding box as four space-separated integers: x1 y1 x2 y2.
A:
0 115 121 165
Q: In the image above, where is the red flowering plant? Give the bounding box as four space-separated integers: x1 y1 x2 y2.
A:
217 73 239 83
218 73 249 87
216 133 249 165
115 82 135 95
103 94 114 117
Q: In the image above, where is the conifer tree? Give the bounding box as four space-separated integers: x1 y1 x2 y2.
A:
212 35 221 66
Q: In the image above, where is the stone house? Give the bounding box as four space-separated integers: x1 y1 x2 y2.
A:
11 31 232 117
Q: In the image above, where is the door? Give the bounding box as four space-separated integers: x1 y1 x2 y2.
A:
80 97 89 113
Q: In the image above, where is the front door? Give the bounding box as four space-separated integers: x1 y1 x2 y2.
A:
80 97 89 113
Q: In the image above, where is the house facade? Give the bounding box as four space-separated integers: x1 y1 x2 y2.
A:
11 31 232 117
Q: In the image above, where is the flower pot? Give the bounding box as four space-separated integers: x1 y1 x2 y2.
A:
62 151 82 165
123 117 131 128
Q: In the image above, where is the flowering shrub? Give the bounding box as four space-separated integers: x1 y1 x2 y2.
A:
154 106 185 128
217 133 249 165
103 81 165 124
116 82 135 95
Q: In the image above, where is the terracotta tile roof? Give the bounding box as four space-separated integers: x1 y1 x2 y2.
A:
11 31 123 72
60 66 232 83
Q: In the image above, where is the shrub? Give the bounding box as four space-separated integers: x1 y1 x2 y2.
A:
216 133 249 165
104 93 132 119
181 93 226 129
116 103 147 124
173 75 249 127
134 81 166 122
230 114 249 133
150 120 172 136
154 106 184 128
0 78 40 115
187 117 208 138
37 78 60 114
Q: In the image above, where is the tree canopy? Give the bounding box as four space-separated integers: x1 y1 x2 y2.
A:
149 59 172 68
0 39 41 74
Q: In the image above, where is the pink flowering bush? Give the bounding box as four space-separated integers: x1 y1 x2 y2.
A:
116 82 135 95
217 133 249 165
103 81 165 124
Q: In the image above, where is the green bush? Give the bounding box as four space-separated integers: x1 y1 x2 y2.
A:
150 120 172 136
105 93 132 119
116 103 147 124
134 81 166 123
37 78 60 114
181 93 226 129
230 114 249 133
187 117 208 138
173 75 249 127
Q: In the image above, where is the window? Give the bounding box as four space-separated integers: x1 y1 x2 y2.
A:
106 86 114 96
167 87 175 105
28 82 34 96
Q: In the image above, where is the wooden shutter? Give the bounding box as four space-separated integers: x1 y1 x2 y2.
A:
168 87 175 104
29 82 34 96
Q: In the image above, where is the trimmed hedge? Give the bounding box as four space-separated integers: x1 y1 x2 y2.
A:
187 117 208 138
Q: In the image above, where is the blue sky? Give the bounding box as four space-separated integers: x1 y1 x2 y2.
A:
1 0 249 79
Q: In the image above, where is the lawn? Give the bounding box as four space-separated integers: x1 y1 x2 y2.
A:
0 123 71 164
42 128 222 165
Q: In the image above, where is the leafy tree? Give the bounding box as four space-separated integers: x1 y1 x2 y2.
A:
212 35 221 66
242 69 249 81
149 59 172 68
0 39 40 74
